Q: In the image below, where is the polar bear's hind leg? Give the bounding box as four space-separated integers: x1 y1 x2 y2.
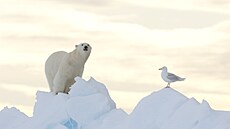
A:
45 51 67 93
53 72 66 93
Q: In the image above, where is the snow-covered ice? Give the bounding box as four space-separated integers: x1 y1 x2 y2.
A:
0 77 230 129
0 107 28 129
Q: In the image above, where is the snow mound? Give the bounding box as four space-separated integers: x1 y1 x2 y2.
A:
1 77 230 129
118 88 230 129
0 107 28 129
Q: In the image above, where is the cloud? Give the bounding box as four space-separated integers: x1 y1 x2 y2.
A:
196 0 230 7
118 0 230 13
0 64 47 89
161 42 230 78
211 20 230 33
56 0 113 7
0 86 35 106
91 5 230 29
55 0 230 29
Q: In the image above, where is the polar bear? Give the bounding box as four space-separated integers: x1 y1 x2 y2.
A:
45 43 91 94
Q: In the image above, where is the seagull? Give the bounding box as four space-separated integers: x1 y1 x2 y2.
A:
159 66 185 88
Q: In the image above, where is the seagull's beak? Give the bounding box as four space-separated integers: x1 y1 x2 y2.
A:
159 68 162 70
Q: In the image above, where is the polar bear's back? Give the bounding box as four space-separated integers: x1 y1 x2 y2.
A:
45 51 68 91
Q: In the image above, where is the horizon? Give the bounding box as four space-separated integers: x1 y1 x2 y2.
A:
0 0 230 116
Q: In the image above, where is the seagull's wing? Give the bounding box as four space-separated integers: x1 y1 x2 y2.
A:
167 72 180 81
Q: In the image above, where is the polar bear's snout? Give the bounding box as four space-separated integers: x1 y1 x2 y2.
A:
83 46 89 51
82 43 90 51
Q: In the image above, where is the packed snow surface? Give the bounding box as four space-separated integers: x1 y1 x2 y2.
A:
0 77 230 129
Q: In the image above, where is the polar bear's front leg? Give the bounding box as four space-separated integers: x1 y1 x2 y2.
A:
53 72 66 94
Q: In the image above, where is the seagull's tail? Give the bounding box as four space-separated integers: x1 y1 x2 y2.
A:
179 78 186 81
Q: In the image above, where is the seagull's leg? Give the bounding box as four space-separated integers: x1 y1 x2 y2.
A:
166 83 170 88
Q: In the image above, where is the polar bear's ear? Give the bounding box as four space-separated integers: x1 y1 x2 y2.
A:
75 45 78 48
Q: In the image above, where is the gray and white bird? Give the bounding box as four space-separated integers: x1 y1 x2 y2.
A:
159 66 185 88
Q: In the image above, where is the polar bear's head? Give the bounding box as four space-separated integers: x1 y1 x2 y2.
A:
75 43 92 57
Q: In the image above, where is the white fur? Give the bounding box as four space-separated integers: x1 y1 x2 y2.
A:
45 43 91 94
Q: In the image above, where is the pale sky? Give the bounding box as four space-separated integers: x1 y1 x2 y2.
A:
0 0 230 116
